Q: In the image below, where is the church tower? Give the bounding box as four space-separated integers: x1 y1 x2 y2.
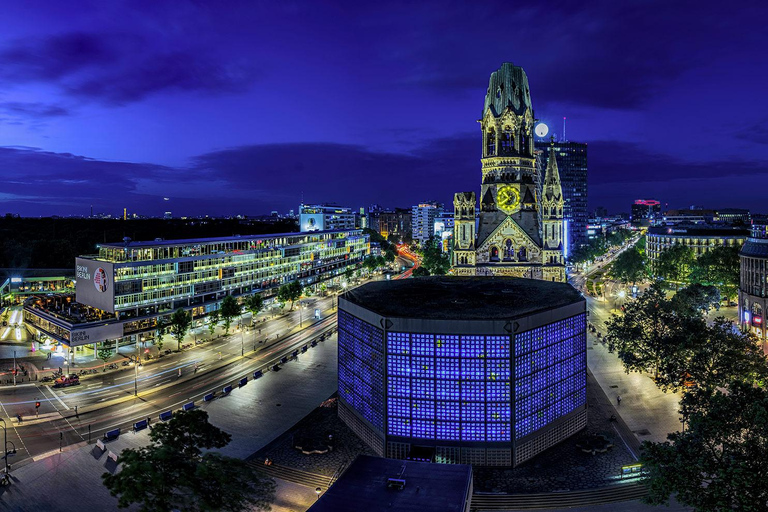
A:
452 192 476 273
450 62 566 282
541 139 566 282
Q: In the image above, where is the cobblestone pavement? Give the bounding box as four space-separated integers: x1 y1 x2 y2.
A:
259 365 639 494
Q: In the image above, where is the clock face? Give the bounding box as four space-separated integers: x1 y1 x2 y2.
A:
496 185 520 213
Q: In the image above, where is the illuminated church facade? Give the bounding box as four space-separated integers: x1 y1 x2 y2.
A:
452 63 566 283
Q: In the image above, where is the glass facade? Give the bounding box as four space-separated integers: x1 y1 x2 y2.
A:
338 310 587 447
82 230 368 313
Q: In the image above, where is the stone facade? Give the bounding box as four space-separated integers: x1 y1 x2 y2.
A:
452 63 565 282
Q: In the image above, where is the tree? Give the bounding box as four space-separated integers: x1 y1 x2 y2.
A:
244 294 264 322
154 318 168 352
420 237 451 275
102 409 275 512
170 308 192 352
220 295 241 335
684 318 768 390
672 283 721 316
207 309 220 338
690 246 740 303
610 247 646 285
655 244 694 290
277 281 302 311
605 283 696 389
641 381 768 512
412 266 430 276
384 248 396 263
97 346 112 371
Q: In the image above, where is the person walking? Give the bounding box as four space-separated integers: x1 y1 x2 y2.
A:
617 395 622 406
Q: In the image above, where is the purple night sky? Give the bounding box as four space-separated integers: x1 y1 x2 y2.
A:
0 1 766 217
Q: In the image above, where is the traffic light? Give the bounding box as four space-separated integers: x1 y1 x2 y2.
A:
35 402 40 409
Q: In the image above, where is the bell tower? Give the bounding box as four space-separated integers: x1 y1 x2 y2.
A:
541 138 566 282
452 191 476 274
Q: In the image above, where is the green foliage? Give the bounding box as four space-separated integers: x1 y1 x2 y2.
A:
220 295 241 335
154 318 167 351
635 234 646 255
641 381 768 512
672 283 720 316
244 294 264 318
276 280 302 311
420 237 450 275
606 284 767 392
102 409 276 512
384 249 396 263
655 244 694 290
412 266 430 276
207 309 220 337
609 247 646 285
363 255 386 272
170 308 192 351
97 347 112 369
689 246 740 301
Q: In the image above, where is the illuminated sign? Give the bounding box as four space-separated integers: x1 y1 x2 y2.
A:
745 312 751 322
93 267 109 293
634 199 660 206
755 316 762 325
10 277 21 283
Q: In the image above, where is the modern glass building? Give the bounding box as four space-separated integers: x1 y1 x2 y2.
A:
25 230 369 351
537 142 588 254
646 225 748 274
338 276 587 467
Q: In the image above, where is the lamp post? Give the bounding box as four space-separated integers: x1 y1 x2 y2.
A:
240 323 244 357
0 418 15 475
134 361 142 397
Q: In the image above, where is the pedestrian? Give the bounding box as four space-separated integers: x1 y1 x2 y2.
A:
617 395 622 406
178 368 181 377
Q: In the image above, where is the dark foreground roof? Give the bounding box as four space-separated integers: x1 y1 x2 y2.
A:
307 455 472 512
343 276 583 320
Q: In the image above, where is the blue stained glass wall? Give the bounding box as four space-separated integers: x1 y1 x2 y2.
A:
386 333 512 442
338 310 385 432
514 314 587 439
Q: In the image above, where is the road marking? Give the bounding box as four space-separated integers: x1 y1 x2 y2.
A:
44 386 70 411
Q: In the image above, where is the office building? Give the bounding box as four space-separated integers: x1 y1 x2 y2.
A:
338 276 587 467
452 63 566 282
412 202 444 244
24 230 369 355
299 204 355 232
662 209 715 225
738 222 768 353
646 225 748 272
537 141 588 254
378 209 412 241
717 208 751 225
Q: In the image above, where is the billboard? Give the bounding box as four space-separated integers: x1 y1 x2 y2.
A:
75 258 116 313
70 322 124 347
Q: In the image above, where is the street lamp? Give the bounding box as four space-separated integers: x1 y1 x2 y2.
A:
0 418 15 476
134 361 142 396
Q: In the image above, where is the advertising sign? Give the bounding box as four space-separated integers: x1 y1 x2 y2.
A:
70 322 124 347
75 258 116 313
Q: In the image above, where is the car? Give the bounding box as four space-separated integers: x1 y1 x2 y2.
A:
53 374 80 388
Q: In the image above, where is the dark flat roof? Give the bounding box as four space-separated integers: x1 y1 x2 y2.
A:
97 229 363 249
342 276 583 320
308 455 472 512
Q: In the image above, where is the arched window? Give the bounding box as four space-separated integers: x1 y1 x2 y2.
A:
520 130 528 154
490 246 500 262
486 129 496 156
503 239 514 261
500 129 514 154
518 246 527 261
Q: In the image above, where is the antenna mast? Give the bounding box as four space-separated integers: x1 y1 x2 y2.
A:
563 117 566 142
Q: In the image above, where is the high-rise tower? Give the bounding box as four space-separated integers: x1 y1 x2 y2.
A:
452 62 565 282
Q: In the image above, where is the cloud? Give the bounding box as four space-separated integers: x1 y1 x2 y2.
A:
0 32 257 105
0 101 69 119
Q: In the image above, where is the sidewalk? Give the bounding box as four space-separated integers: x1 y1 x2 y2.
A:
0 332 340 511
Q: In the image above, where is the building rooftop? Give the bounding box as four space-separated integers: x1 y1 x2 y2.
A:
342 276 583 321
648 225 749 237
307 455 472 512
96 229 362 249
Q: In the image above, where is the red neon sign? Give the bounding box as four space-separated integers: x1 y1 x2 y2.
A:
634 199 660 206
755 316 762 324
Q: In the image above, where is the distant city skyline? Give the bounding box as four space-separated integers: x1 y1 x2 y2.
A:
1 2 767 216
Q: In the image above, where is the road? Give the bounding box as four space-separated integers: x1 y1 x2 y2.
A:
0 297 341 468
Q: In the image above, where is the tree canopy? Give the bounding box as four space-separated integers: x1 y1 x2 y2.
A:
689 245 740 302
606 284 767 392
419 237 450 276
654 244 694 290
220 295 242 334
244 294 264 318
277 280 302 311
102 409 275 512
641 381 768 512
170 308 192 351
671 283 720 316
609 247 646 285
